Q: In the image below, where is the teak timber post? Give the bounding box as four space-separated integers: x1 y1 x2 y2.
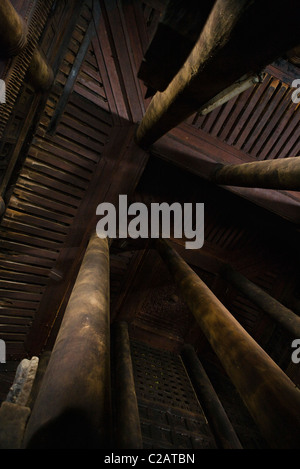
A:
23 234 111 449
181 344 243 449
211 157 300 191
113 321 143 449
0 0 27 57
156 239 300 449
221 265 300 338
27 48 54 91
135 0 300 148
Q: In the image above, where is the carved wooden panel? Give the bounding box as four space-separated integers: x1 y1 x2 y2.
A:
131 340 217 449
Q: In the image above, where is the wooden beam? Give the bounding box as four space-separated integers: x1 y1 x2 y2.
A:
221 265 300 338
156 238 300 449
212 157 300 191
136 0 300 148
138 0 215 93
47 11 100 135
27 48 53 91
181 344 243 449
198 73 264 116
151 126 300 224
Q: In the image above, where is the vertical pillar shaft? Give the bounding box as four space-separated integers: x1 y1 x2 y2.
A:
221 265 300 338
0 0 27 57
23 234 111 449
113 321 143 449
212 157 300 191
156 239 300 449
181 344 242 449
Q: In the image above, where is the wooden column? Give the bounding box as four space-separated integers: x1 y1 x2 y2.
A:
156 239 300 449
27 48 54 91
222 265 300 338
138 0 215 94
181 344 242 449
113 322 143 449
135 0 300 148
23 234 111 449
212 157 300 191
0 0 27 57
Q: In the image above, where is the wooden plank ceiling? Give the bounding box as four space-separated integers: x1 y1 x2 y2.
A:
0 0 299 389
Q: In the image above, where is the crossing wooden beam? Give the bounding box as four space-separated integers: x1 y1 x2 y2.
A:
221 265 300 338
138 0 214 94
136 0 300 148
212 157 300 191
181 344 243 449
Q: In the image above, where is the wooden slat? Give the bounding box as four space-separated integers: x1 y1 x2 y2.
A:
33 137 98 168
1 218 66 243
0 239 59 261
0 226 63 251
13 186 78 217
0 254 53 272
55 123 105 154
250 83 290 158
8 198 74 227
0 307 36 317
0 269 48 285
0 280 44 294
28 147 93 182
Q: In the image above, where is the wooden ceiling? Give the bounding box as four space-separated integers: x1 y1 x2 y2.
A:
0 0 300 395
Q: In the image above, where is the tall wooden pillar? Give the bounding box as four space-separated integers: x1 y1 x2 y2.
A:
27 48 54 91
0 0 27 57
23 234 111 449
221 265 300 338
113 321 143 449
181 344 242 449
156 239 300 448
212 157 300 191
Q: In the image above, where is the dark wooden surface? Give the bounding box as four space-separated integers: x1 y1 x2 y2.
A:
0 0 299 394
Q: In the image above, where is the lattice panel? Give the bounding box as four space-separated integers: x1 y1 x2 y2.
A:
130 340 217 449
138 402 216 449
